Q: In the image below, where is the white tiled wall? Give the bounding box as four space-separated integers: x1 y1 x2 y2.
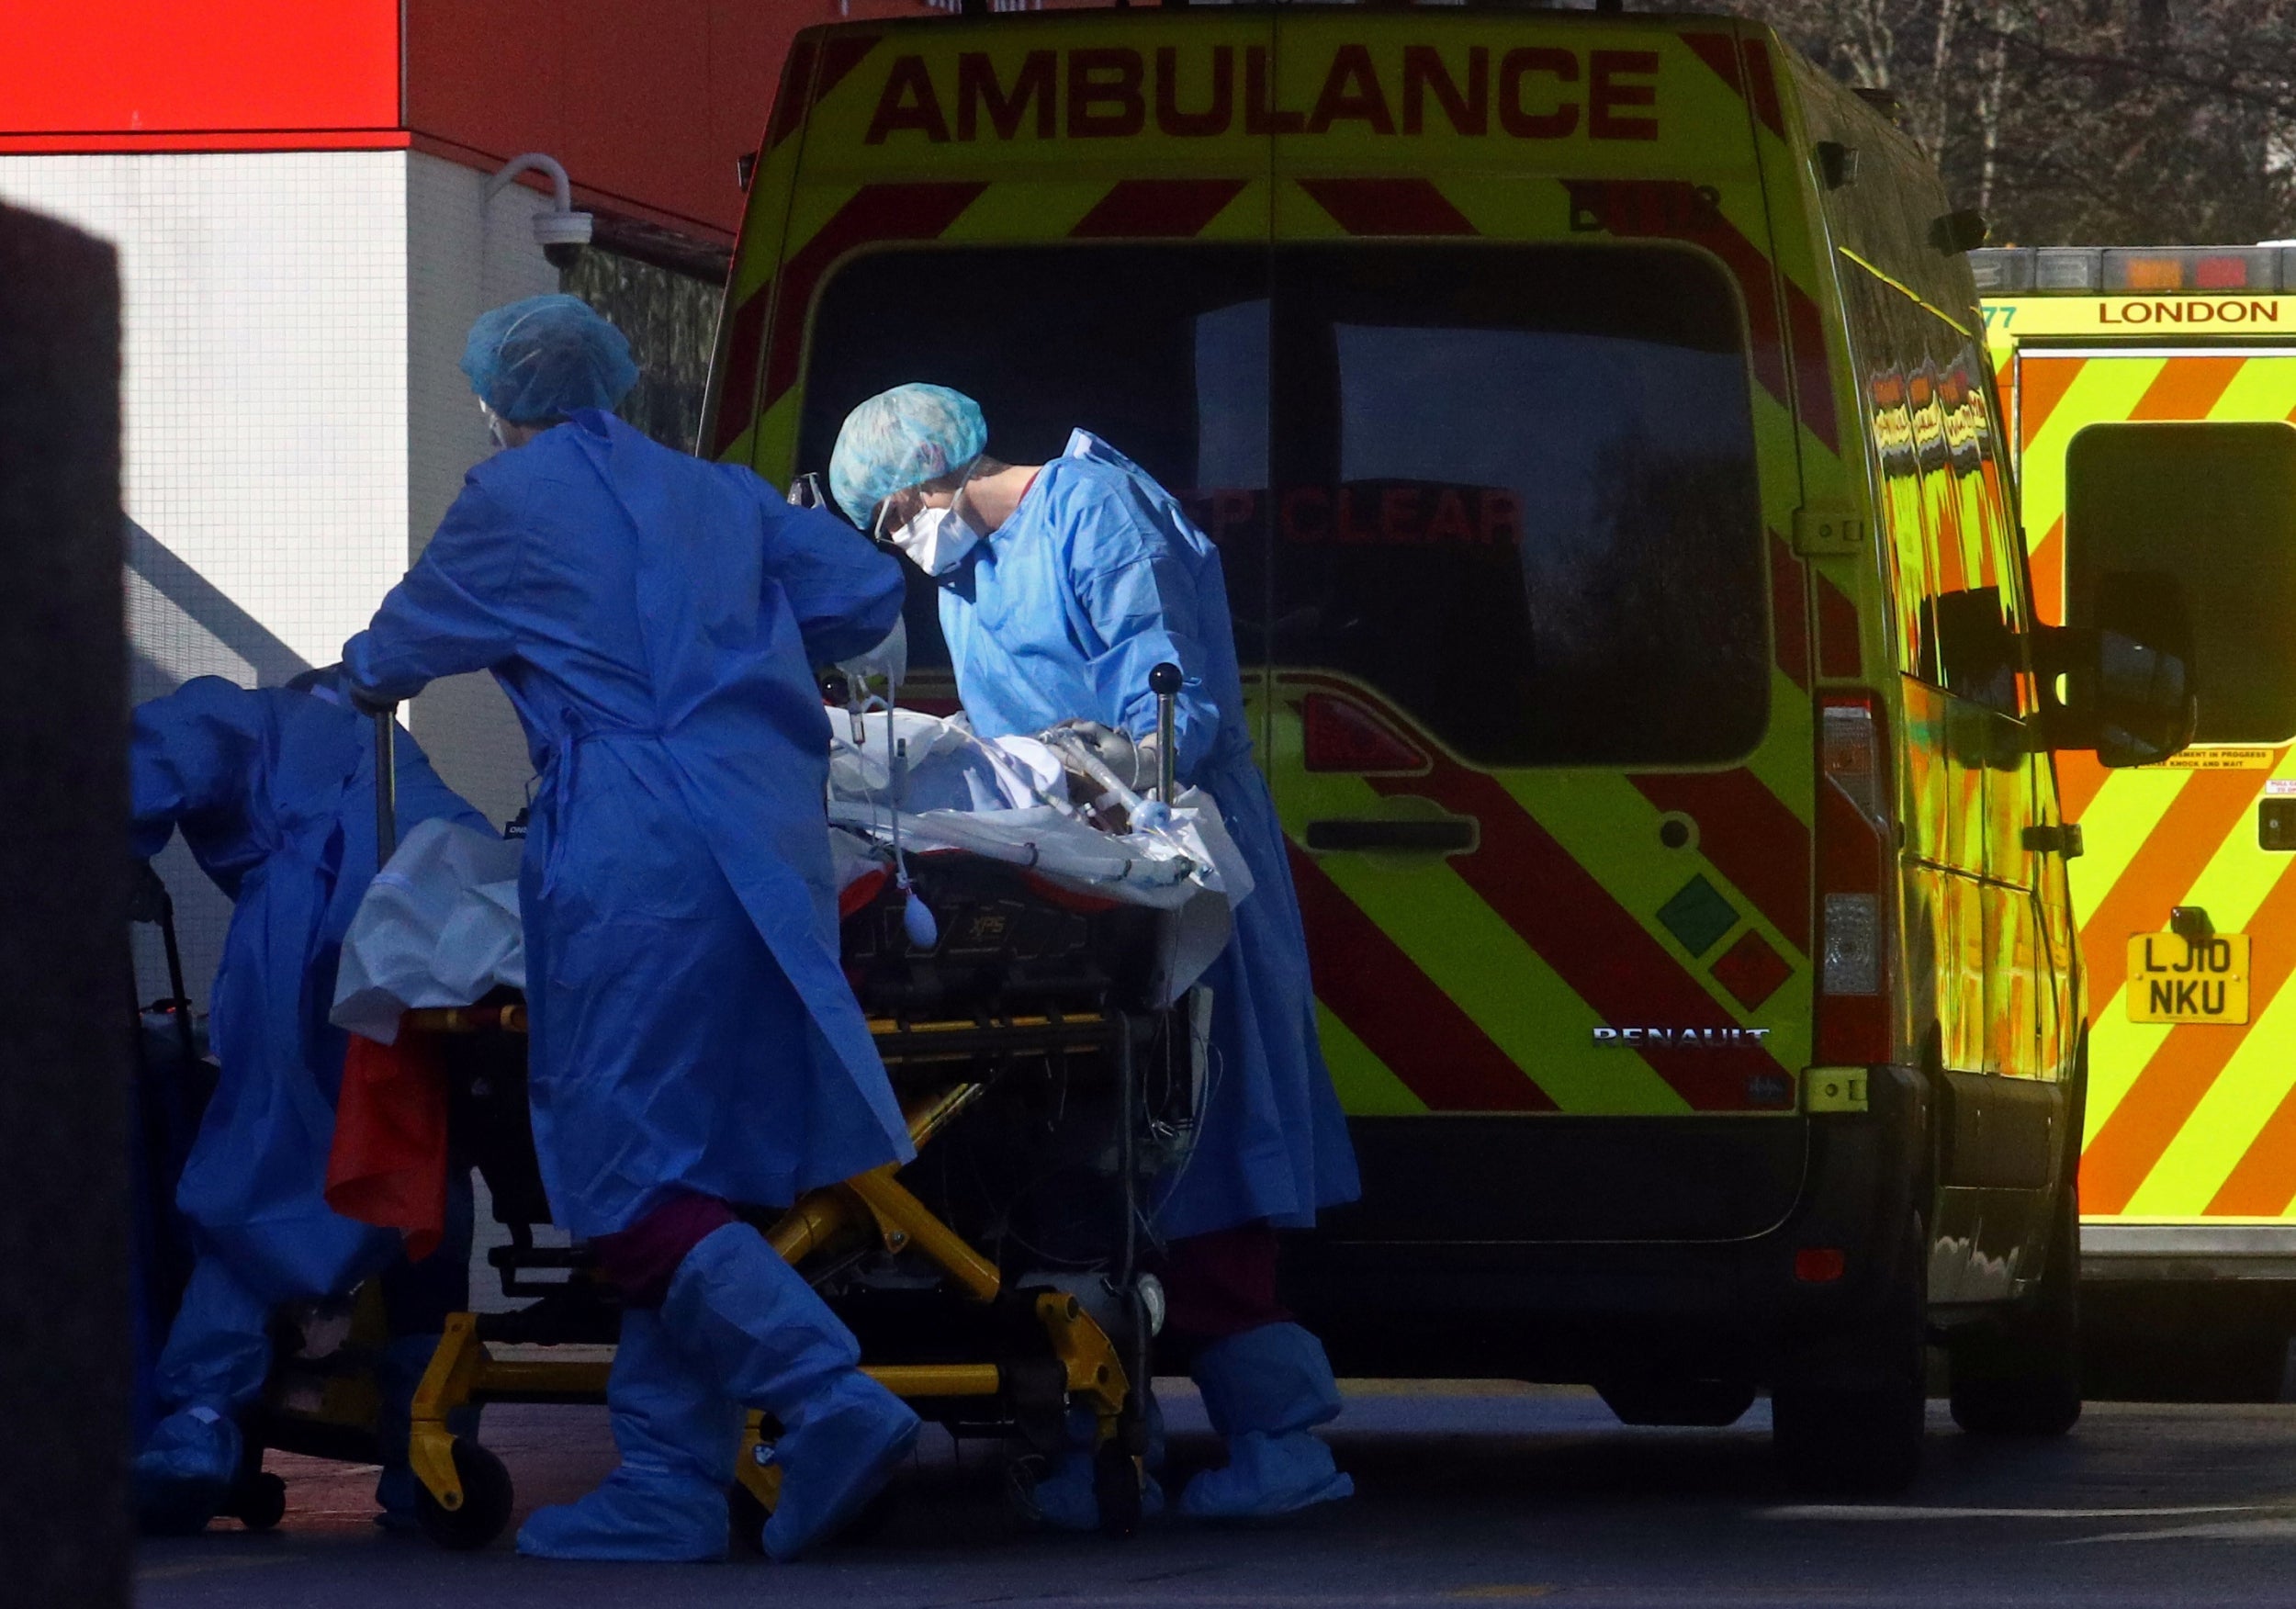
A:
402 151 563 835
0 149 564 1001
0 152 411 674
0 151 412 1002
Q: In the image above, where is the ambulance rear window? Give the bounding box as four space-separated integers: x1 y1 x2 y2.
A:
1272 243 1765 767
797 241 1765 766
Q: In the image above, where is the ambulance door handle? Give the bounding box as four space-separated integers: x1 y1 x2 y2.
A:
1302 817 1478 855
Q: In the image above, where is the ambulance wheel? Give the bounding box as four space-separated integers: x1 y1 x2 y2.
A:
225 1469 287 1532
1952 1182 2082 1438
414 1439 512 1551
1093 1444 1143 1539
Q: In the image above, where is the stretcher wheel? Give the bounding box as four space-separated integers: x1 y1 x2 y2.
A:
1092 1444 1143 1539
415 1438 513 1551
226 1469 287 1532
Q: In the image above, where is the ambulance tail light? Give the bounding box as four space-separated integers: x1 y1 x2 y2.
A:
1816 694 1892 1063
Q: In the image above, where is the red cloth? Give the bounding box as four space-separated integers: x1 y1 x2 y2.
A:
1159 1221 1289 1343
838 866 890 919
326 1030 452 1263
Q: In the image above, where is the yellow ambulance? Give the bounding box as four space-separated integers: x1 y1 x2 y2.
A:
1977 243 2296 1393
709 6 2228 1489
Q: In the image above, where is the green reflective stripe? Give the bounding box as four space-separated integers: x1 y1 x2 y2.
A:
2204 355 2296 422
1500 770 1815 1068
2019 355 2162 535
1315 1003 1426 1116
2069 768 2189 922
1742 671 1817 828
1275 746 1691 1117
941 180 1110 242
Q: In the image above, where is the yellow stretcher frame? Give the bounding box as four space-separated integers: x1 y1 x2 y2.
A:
400 1007 1137 1527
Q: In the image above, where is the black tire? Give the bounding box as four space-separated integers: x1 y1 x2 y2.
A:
1598 1378 1757 1428
1093 1443 1143 1539
224 1469 287 1532
414 1438 513 1551
1951 1177 2082 1437
1774 1210 1928 1496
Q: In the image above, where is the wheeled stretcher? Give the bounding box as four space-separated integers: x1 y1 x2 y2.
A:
366 675 1209 1551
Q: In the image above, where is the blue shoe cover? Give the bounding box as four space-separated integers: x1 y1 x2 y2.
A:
661 1225 918 1561
1177 1430 1352 1519
517 1465 733 1562
759 1372 919 1562
1026 1450 1166 1531
518 1309 739 1562
373 1333 452 1533
1023 1400 1166 1531
134 1405 241 1536
1180 1322 1350 1520
374 1462 421 1533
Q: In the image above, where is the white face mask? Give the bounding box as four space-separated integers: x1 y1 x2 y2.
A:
889 502 984 577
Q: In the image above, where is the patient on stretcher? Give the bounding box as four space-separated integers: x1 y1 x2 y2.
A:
332 705 1251 1044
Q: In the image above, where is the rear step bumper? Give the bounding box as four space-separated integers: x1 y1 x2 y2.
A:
1284 1066 1928 1380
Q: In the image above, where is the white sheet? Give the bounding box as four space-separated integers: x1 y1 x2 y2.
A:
331 817 523 1045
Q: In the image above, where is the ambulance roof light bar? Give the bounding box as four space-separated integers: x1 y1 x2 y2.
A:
1973 245 2296 295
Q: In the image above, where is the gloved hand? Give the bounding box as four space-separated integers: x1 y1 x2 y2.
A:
837 616 907 692
1051 719 1155 793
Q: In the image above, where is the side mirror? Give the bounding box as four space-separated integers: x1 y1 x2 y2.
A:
2036 570 2199 768
1930 208 1990 256
1930 586 2017 709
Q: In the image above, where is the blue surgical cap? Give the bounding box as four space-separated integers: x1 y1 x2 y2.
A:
462 295 639 424
829 383 989 528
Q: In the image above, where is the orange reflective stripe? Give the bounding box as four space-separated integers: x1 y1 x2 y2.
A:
2054 743 2109 827
2018 354 2086 448
2206 1075 2296 1216
2130 354 2246 422
2028 513 2065 628
2077 770 2257 1008
2088 864 2296 1213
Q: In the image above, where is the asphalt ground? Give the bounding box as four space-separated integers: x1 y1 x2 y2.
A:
136 1382 2296 1608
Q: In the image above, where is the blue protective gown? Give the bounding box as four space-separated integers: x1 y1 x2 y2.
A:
939 431 1360 1240
131 678 490 1302
343 411 913 1241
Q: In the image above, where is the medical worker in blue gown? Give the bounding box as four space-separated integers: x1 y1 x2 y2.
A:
830 384 1362 1525
342 295 920 1564
130 670 489 1534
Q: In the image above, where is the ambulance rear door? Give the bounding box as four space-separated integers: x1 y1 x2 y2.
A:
2009 337 2296 1249
1258 14 1822 1245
